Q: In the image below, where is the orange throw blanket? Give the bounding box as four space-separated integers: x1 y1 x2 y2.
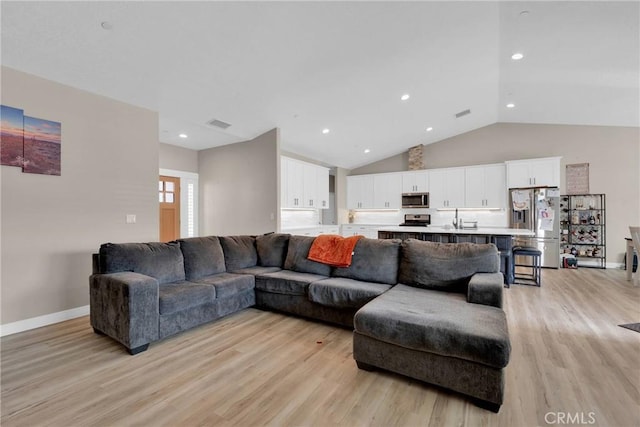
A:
307 234 364 268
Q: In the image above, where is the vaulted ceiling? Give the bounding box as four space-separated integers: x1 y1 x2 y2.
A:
2 1 638 169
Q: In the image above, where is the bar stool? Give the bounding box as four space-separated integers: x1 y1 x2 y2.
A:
512 246 542 286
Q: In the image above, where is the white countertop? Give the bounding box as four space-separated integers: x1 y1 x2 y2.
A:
377 226 535 236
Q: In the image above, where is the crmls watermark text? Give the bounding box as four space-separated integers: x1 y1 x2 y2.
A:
544 411 596 425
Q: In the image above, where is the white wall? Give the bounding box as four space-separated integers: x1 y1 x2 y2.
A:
198 128 280 236
1 67 159 325
159 143 198 173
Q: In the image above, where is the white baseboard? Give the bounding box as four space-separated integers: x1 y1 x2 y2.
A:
0 305 89 337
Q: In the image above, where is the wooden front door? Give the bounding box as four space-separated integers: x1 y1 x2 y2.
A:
159 175 180 242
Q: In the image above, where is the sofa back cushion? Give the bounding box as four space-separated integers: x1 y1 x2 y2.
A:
332 238 401 285
256 233 290 267
99 242 185 285
399 239 499 291
283 235 332 276
178 236 226 280
219 235 258 271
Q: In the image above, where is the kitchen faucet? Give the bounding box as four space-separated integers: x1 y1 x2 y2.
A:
452 208 460 229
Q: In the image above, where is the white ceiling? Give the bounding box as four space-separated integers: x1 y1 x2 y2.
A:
2 1 638 169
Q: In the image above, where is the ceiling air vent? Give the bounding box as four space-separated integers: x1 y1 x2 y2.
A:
206 118 231 129
455 109 471 118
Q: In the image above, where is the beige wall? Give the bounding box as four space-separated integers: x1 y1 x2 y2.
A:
350 122 640 265
159 142 198 173
1 67 159 324
199 129 279 235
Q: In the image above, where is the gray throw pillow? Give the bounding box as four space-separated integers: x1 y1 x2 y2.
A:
399 239 499 290
99 241 185 284
178 236 226 280
283 235 332 276
332 238 401 284
256 233 290 267
219 235 258 271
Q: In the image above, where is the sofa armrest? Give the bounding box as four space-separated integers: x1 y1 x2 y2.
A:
90 272 159 353
467 272 504 308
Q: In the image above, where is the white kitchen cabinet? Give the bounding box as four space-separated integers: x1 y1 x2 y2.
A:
347 175 374 209
429 167 465 208
348 173 400 209
402 171 429 193
465 164 506 208
303 165 317 208
341 224 380 239
281 156 330 209
506 157 560 188
287 227 320 237
281 157 304 208
318 225 340 235
316 167 330 209
373 173 402 209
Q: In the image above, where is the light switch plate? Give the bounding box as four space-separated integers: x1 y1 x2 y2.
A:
126 214 136 224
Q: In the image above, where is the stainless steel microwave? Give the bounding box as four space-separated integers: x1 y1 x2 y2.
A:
401 192 429 208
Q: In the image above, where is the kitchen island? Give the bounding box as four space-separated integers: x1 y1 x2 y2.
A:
378 226 535 286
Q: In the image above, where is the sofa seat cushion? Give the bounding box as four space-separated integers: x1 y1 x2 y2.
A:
283 235 332 276
230 266 282 276
178 236 226 280
399 239 499 291
219 236 258 271
354 284 510 369
332 238 401 285
308 278 392 309
255 270 328 296
256 233 290 267
99 242 185 285
195 272 255 299
158 281 215 315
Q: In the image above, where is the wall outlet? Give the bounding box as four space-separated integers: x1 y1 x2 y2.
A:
126 214 136 224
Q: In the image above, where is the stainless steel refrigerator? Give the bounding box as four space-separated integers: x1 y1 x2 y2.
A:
509 187 560 268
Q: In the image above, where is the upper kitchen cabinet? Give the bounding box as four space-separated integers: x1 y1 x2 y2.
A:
281 156 330 209
316 167 330 209
429 167 465 208
465 164 506 209
401 170 429 193
348 173 401 209
302 165 318 208
281 157 304 207
347 175 374 209
373 173 402 209
506 157 561 188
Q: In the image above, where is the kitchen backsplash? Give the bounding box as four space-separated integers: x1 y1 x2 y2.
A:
429 210 509 227
281 209 320 229
350 208 509 227
351 210 404 225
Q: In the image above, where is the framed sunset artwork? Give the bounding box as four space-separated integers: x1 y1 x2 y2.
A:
0 105 25 168
23 116 61 176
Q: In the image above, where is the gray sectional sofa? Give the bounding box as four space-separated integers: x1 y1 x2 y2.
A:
90 234 510 411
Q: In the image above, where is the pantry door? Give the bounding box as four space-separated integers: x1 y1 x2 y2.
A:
159 175 180 242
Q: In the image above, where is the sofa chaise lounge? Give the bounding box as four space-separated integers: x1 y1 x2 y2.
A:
90 234 510 411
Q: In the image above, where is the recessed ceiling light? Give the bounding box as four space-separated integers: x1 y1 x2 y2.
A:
322 128 330 134
506 103 515 109
426 127 433 132
179 133 188 138
401 94 410 101
100 21 113 30
364 148 371 154
511 52 524 60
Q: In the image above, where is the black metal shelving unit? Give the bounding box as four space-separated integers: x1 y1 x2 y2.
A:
560 194 606 269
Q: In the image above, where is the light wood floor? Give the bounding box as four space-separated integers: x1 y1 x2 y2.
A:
2 268 639 427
